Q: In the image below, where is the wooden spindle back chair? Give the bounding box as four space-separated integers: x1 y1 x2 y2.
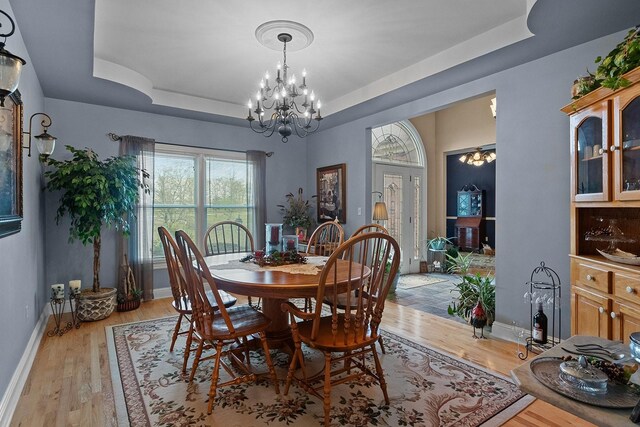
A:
349 223 388 239
175 230 279 414
281 232 400 426
305 221 344 256
204 221 257 307
204 221 254 256
158 226 237 375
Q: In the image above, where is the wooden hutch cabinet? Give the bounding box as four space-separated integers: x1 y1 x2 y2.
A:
564 67 640 343
455 185 483 252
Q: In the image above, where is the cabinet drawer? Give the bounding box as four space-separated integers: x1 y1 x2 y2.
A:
614 271 640 304
572 260 611 293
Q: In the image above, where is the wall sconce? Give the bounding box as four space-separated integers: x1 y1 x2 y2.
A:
0 10 26 107
490 97 497 118
372 191 388 222
23 113 57 158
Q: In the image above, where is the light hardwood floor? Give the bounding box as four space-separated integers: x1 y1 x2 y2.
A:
10 297 592 426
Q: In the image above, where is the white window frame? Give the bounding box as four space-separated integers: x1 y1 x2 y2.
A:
153 143 251 264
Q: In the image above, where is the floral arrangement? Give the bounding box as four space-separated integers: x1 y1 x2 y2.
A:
240 250 307 267
277 188 313 230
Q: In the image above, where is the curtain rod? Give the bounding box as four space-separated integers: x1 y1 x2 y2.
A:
107 133 273 157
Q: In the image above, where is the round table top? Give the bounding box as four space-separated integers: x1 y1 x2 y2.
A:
204 252 370 299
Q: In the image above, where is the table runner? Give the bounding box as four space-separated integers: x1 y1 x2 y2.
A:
208 255 329 275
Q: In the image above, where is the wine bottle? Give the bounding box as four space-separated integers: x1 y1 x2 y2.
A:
532 302 548 344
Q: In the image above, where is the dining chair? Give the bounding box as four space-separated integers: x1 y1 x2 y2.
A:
157 226 237 375
303 221 345 311
203 220 258 308
305 220 345 256
281 232 400 426
175 230 279 414
326 222 390 353
349 223 388 238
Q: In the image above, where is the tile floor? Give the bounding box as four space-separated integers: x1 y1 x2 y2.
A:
389 273 466 323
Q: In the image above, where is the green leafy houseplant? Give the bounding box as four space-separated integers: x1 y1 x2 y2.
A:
446 251 474 275
447 273 495 326
426 235 451 251
277 188 313 231
595 26 640 91
45 145 149 293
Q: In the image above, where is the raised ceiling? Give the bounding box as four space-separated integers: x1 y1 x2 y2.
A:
8 0 640 127
93 0 530 118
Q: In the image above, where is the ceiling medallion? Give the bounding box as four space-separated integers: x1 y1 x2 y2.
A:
246 21 322 143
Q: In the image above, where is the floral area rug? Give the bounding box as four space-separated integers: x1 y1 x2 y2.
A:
107 316 532 426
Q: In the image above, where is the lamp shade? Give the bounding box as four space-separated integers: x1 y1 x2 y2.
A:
0 47 24 102
372 201 389 221
35 130 56 156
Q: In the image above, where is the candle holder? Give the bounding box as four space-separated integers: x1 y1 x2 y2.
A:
265 223 283 253
68 290 82 329
47 295 72 337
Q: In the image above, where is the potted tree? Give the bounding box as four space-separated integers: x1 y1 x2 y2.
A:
45 145 149 321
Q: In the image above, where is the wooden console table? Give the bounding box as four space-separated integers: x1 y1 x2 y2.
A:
511 335 637 426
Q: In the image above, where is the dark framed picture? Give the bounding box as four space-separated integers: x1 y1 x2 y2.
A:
0 90 23 238
316 163 346 224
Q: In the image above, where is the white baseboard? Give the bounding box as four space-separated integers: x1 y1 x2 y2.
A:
0 287 171 424
0 305 49 426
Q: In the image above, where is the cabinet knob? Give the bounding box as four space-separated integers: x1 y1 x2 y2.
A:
598 147 604 155
586 274 594 281
627 286 635 294
611 312 618 319
610 145 619 152
599 306 606 314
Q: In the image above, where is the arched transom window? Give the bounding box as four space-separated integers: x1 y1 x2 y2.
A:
371 121 424 167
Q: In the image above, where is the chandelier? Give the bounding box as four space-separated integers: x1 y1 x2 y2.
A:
459 147 496 166
246 30 322 143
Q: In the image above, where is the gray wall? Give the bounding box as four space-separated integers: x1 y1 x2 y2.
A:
0 0 47 403
42 98 308 291
307 31 626 337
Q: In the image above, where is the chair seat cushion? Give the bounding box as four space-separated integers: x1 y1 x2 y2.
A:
295 314 378 352
198 305 272 341
172 289 237 313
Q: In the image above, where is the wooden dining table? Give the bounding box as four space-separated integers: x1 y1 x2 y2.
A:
204 252 370 350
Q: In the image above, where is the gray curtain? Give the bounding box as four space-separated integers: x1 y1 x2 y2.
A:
247 150 267 250
118 135 155 301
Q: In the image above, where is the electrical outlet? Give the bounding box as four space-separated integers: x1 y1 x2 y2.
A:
357 207 362 216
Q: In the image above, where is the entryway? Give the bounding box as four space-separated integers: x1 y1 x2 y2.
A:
391 253 495 321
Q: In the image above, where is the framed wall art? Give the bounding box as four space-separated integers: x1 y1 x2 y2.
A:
0 90 23 238
316 163 346 224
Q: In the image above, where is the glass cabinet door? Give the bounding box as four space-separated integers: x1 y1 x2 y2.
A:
614 93 640 200
570 102 609 202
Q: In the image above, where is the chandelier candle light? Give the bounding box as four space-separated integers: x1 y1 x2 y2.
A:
458 147 496 167
247 23 322 143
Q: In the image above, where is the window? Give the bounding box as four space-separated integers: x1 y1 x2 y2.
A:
152 144 253 260
372 121 424 166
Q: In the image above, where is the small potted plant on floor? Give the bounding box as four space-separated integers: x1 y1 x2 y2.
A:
116 254 142 312
45 146 149 321
447 273 495 327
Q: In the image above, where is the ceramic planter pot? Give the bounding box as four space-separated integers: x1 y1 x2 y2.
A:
76 287 117 321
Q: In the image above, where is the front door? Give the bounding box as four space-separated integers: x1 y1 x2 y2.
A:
374 164 423 274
